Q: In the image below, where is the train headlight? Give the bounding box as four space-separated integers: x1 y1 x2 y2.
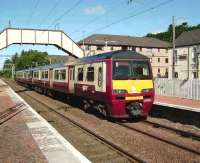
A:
113 89 127 94
141 88 154 93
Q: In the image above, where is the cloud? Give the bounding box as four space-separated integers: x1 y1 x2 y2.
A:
83 5 106 15
151 30 163 34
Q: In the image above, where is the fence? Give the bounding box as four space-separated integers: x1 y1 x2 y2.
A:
154 78 200 100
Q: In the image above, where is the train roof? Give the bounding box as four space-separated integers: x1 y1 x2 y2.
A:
78 50 149 63
17 63 66 72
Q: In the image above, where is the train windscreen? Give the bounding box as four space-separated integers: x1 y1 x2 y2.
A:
113 60 151 80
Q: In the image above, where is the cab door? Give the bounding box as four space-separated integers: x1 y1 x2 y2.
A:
68 66 74 93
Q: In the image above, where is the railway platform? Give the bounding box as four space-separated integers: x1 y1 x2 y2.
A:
154 95 200 112
0 79 90 163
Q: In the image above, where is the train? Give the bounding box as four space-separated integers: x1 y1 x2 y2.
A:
16 50 155 119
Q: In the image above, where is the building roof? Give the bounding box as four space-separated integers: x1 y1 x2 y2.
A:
78 34 170 48
175 29 200 47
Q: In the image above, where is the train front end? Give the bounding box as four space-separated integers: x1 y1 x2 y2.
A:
110 59 154 119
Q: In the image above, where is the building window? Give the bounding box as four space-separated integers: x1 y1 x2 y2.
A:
158 58 160 63
121 46 128 51
110 46 114 51
165 68 168 78
139 47 142 52
165 58 168 63
192 47 197 63
87 67 94 82
193 72 197 79
97 45 103 51
178 55 187 60
131 47 136 51
158 68 160 73
158 48 160 52
174 50 178 63
85 45 90 51
78 68 83 81
175 72 178 78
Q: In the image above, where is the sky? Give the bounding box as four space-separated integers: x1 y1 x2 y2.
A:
0 0 200 69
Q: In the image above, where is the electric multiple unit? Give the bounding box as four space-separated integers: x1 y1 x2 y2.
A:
16 50 155 119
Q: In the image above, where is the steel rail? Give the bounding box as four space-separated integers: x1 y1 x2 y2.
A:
143 120 200 141
117 123 200 156
9 81 146 163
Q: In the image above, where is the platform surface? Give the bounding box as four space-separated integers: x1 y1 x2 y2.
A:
154 95 200 112
0 79 91 163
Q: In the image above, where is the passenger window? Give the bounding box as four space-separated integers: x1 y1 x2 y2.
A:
41 71 45 79
45 71 48 79
78 68 83 81
60 69 66 80
54 70 59 80
98 67 102 87
34 71 39 78
87 67 94 82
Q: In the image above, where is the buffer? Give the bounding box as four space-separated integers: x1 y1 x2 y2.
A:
0 28 83 58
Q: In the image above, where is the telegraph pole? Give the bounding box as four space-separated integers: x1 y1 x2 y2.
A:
172 16 176 78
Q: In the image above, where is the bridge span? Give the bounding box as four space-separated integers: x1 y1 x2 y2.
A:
0 28 83 58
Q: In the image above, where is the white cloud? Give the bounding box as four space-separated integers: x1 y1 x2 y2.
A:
83 5 106 15
151 30 163 34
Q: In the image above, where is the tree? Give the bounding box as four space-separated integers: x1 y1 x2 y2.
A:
146 22 200 42
2 50 50 78
15 50 50 70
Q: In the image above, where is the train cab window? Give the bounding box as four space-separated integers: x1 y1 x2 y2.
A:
54 70 59 80
87 67 94 82
78 68 83 81
60 69 66 80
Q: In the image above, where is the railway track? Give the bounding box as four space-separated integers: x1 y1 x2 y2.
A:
8 81 145 163
6 80 200 162
143 120 200 141
117 122 200 156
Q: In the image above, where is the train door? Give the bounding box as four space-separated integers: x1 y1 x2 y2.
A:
68 66 74 93
49 69 53 89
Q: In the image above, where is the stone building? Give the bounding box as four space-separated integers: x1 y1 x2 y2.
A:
168 29 200 79
78 34 170 78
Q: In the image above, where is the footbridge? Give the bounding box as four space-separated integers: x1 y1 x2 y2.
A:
0 28 83 58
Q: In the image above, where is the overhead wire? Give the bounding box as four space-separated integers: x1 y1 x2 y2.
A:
39 0 63 28
77 0 174 39
69 0 125 35
27 0 41 26
47 0 83 29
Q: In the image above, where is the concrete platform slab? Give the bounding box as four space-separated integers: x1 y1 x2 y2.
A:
154 95 200 112
0 79 91 163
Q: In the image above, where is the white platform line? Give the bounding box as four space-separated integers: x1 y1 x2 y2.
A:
2 79 91 163
154 101 200 113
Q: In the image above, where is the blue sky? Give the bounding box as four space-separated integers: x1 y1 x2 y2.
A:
0 0 200 69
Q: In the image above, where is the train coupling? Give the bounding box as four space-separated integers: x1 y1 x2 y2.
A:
126 102 142 116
